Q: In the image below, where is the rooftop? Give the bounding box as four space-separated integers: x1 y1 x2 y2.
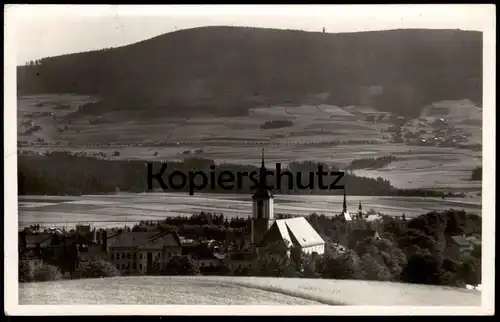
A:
109 231 181 249
264 217 325 249
450 235 473 247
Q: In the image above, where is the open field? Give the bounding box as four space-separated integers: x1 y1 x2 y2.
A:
19 277 321 305
17 95 482 191
19 276 481 305
18 193 482 229
17 95 384 145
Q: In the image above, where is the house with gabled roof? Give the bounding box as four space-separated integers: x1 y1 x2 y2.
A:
19 232 53 250
19 232 55 266
226 251 259 272
445 234 477 260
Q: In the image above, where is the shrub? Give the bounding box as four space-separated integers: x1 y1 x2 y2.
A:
19 261 36 283
253 255 294 277
401 253 443 285
361 253 393 281
32 263 63 282
471 167 482 181
458 259 481 287
318 251 365 280
74 259 120 279
162 255 200 276
260 120 293 129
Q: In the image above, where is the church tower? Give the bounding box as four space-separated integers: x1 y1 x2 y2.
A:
340 188 351 221
358 201 363 220
251 149 274 246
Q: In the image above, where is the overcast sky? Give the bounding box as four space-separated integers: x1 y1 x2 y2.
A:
6 5 494 64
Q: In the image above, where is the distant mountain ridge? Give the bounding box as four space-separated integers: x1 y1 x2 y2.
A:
17 26 482 119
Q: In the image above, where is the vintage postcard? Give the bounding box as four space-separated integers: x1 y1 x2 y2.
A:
3 4 495 315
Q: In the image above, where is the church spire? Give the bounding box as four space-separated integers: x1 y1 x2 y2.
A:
342 188 347 212
340 186 352 221
252 148 272 200
261 148 265 168
259 148 266 189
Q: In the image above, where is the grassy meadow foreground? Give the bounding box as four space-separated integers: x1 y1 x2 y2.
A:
19 276 481 306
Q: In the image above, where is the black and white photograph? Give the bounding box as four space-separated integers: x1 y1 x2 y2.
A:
3 4 495 315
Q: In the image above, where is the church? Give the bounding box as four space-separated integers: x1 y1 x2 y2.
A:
249 151 326 257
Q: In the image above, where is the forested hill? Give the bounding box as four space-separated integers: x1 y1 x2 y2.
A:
17 27 482 119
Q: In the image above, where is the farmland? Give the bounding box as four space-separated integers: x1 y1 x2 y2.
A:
17 94 482 192
18 193 482 229
18 276 481 306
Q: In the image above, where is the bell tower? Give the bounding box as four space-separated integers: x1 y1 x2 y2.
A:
251 149 274 246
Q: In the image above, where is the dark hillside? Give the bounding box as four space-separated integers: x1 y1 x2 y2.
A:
17 27 482 119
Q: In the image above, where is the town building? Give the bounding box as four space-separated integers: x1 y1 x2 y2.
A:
444 234 480 260
182 244 225 269
18 232 53 267
225 252 259 272
108 231 182 275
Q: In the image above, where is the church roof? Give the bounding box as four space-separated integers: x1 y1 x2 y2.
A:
341 210 352 221
266 217 325 248
365 214 382 222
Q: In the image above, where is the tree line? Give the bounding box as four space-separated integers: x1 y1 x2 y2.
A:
346 155 398 170
471 166 482 181
18 152 461 198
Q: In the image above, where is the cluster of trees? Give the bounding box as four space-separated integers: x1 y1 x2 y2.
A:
471 166 482 181
19 257 119 283
347 155 398 170
18 152 459 198
130 209 481 288
19 262 63 283
315 209 481 287
73 258 120 279
132 213 250 241
260 120 294 129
